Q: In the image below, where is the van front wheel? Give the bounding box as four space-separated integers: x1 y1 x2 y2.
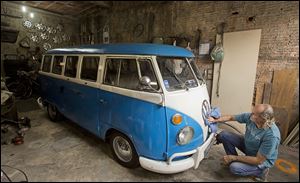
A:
109 132 139 168
47 103 63 122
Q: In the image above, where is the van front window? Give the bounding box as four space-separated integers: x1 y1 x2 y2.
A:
157 57 198 91
189 58 205 85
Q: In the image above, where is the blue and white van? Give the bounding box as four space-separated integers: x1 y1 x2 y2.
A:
37 43 215 174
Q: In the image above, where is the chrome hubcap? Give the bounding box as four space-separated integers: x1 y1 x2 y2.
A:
49 105 57 118
113 136 132 162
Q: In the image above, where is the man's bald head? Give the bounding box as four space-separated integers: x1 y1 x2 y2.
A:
255 104 275 127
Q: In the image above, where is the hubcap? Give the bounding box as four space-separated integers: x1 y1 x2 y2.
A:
49 105 57 118
113 136 132 162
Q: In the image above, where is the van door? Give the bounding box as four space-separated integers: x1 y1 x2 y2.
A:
99 57 167 160
62 55 79 117
50 55 65 110
63 56 101 136
156 56 210 157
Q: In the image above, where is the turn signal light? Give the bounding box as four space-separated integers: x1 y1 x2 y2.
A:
172 114 183 125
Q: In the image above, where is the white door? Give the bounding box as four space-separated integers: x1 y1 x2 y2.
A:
211 29 261 134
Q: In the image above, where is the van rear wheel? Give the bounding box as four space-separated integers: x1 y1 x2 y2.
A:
109 132 139 168
47 103 63 122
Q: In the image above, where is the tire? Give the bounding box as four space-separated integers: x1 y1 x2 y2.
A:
109 132 139 168
47 103 63 122
23 85 33 99
7 82 27 98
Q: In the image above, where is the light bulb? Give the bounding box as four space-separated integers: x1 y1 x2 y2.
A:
22 6 27 12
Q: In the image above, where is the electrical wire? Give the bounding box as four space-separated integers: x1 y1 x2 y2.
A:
222 122 244 135
1 165 28 182
1 169 12 182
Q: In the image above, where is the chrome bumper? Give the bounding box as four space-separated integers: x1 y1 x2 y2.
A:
139 132 216 174
36 97 46 109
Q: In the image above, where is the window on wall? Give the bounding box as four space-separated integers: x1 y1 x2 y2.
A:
42 55 52 72
80 56 100 82
52 56 64 75
64 56 79 78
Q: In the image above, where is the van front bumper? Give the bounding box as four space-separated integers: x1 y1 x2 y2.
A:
139 132 216 174
37 97 46 109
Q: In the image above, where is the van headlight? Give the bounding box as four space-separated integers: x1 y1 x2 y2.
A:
177 126 194 145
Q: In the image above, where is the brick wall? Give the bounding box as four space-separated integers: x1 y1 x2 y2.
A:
103 1 299 107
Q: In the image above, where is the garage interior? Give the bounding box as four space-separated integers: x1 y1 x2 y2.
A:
1 1 299 182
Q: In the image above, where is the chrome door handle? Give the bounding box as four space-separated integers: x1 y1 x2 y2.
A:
99 99 107 104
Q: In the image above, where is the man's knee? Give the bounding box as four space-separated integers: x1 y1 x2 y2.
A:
229 162 244 176
216 131 232 143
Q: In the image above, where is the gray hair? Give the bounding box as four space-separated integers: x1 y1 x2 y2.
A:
259 104 275 128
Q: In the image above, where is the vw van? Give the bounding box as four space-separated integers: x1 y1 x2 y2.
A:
37 43 215 174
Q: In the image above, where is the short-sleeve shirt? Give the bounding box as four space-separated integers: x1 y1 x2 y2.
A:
234 113 281 168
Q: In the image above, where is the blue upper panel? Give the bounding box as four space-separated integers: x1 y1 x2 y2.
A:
46 43 195 58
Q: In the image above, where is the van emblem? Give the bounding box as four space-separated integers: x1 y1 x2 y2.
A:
202 100 210 125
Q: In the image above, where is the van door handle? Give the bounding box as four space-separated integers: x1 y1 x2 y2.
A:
75 91 82 95
74 91 82 95
99 99 107 104
71 89 82 96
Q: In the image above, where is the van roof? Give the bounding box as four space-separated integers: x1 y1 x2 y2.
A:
45 43 195 58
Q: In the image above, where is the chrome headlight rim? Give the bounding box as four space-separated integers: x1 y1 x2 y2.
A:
176 126 194 145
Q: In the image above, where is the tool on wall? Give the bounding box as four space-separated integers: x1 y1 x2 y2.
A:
147 13 155 42
19 37 30 48
211 22 226 97
196 29 202 55
133 23 144 38
103 24 109 44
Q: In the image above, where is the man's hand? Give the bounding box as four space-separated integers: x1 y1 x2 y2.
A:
223 155 237 165
208 115 235 124
208 116 217 123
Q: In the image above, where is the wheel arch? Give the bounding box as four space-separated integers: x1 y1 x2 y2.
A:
104 128 139 155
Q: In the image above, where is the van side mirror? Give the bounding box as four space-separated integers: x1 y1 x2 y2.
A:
140 76 151 86
139 76 159 93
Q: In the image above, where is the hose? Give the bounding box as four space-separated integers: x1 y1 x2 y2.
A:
221 122 244 135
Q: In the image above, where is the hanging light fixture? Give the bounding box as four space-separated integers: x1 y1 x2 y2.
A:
21 6 27 12
29 12 34 18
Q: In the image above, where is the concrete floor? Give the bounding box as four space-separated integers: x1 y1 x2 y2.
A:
1 98 299 182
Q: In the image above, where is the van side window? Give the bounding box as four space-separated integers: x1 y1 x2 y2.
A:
64 56 78 78
138 59 159 90
81 56 99 82
42 55 52 72
104 59 120 86
104 59 139 90
119 59 139 90
52 56 64 75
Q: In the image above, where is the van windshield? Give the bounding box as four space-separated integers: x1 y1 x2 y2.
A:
157 57 198 91
188 58 205 85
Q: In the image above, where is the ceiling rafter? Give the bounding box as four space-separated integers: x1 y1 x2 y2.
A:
9 1 111 16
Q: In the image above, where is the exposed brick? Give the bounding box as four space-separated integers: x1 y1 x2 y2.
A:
99 1 299 107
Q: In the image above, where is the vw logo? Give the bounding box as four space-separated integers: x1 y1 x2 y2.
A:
202 100 211 123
